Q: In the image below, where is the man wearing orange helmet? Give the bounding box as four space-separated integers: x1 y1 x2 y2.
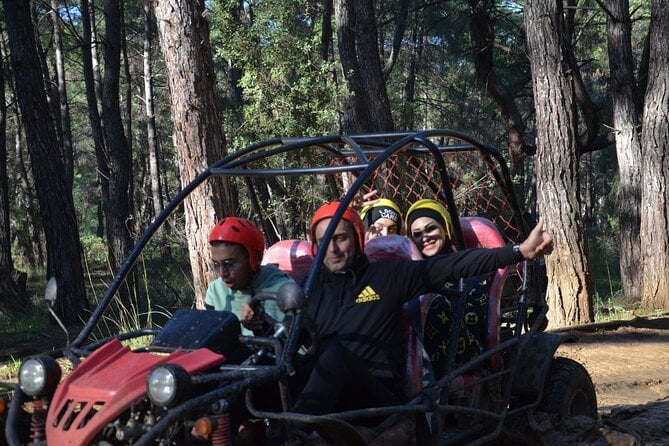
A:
290 201 553 419
205 217 295 336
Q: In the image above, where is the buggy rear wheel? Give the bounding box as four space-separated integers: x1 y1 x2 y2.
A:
539 356 597 420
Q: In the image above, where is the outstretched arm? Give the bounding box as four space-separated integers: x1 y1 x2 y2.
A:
518 216 553 259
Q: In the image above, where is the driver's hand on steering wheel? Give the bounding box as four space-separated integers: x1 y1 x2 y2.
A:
241 302 267 335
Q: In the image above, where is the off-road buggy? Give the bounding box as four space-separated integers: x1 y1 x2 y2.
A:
4 130 597 445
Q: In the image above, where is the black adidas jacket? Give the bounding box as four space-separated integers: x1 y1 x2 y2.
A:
303 246 518 379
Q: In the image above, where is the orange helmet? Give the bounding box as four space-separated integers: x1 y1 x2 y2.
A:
209 217 265 272
309 202 365 255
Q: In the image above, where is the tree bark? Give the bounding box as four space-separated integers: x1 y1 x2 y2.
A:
381 0 408 79
143 0 164 220
80 0 108 241
606 0 643 300
3 0 89 323
334 0 394 133
0 31 28 315
154 0 234 307
640 0 669 310
0 33 9 270
525 0 595 327
101 0 134 277
9 105 44 268
401 11 422 129
50 0 75 191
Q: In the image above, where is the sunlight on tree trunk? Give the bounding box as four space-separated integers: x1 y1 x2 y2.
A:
640 0 669 311
143 0 163 222
525 0 595 328
154 0 234 307
607 0 643 301
333 0 394 132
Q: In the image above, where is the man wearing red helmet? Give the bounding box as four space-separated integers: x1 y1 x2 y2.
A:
291 201 553 419
204 217 295 336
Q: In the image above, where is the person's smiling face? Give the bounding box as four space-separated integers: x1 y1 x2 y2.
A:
410 216 447 257
210 242 254 290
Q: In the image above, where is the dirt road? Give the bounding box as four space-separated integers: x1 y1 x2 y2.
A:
550 315 669 446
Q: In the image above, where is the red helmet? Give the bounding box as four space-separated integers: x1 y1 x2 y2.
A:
309 202 365 255
209 217 265 272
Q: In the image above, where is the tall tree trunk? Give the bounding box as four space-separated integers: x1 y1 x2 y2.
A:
80 0 108 240
0 32 10 270
10 107 44 268
121 1 134 227
320 0 333 61
381 0 408 79
606 0 643 301
101 0 135 306
101 0 132 264
89 0 104 118
0 29 28 316
154 0 234 307
640 0 669 310
334 0 394 133
50 0 75 191
3 0 89 323
525 0 595 328
143 0 163 220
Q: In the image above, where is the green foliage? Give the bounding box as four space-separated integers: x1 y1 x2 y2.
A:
0 302 60 380
80 234 109 269
0 304 53 341
0 356 21 381
210 0 343 142
593 292 634 322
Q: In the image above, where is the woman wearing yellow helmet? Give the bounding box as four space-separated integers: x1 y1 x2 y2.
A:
405 199 486 377
405 198 454 257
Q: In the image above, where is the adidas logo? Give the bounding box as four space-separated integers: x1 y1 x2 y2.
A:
355 286 381 303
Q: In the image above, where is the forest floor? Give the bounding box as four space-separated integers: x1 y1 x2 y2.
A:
1 315 669 445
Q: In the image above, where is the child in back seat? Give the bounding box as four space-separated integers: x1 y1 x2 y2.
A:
405 199 488 378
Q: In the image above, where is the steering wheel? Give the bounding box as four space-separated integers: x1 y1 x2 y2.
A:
248 291 319 358
248 292 282 335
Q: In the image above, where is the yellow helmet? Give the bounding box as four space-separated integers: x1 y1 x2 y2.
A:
405 199 453 239
360 198 403 231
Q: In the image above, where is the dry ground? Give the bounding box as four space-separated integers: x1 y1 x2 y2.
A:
549 315 669 445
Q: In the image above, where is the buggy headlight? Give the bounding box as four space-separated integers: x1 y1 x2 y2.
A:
19 356 61 397
147 364 190 407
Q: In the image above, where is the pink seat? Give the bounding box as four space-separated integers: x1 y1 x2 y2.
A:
262 240 314 284
364 235 423 262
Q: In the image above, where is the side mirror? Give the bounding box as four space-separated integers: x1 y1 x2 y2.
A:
44 277 69 345
44 276 57 306
275 283 305 315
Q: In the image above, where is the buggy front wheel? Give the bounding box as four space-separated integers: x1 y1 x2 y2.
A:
539 356 597 420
